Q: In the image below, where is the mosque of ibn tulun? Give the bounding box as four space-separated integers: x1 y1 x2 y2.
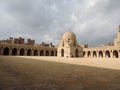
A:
0 25 120 58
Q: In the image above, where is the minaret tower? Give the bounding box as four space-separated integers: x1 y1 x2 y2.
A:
114 25 120 46
118 25 120 37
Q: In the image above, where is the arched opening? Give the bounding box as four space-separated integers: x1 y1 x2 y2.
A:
51 51 54 56
87 51 91 57
55 51 57 56
20 48 24 56
105 50 110 58
99 51 103 58
3 47 9 55
75 49 79 57
83 51 85 57
113 50 119 58
46 50 49 56
40 50 44 56
61 49 64 57
27 49 32 56
12 48 17 55
34 50 38 56
62 41 64 47
93 51 97 57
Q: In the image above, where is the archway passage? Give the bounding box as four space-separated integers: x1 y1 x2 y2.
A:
105 51 110 58
20 48 24 56
46 50 49 56
93 51 97 57
87 51 91 57
34 50 38 56
61 49 64 57
51 51 54 56
40 50 44 56
12 48 17 55
27 49 32 56
75 49 79 57
113 50 119 58
99 51 103 57
3 47 9 55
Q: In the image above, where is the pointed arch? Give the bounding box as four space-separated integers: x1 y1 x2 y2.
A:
51 51 54 56
75 49 79 57
27 49 32 56
3 47 9 55
93 51 97 57
105 50 110 58
46 50 49 56
34 50 38 56
12 48 17 55
20 48 25 56
55 51 57 56
61 49 64 57
40 50 44 56
83 51 86 57
99 51 103 57
113 50 119 58
87 51 91 57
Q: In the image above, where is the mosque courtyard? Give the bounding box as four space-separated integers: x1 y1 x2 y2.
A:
0 56 120 90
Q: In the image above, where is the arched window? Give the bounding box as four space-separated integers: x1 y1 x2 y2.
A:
62 41 64 47
75 49 79 57
61 49 64 57
55 51 57 56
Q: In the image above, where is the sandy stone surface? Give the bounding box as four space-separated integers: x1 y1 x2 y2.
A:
0 56 120 90
19 56 120 70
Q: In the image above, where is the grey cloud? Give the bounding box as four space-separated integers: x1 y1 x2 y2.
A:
0 0 120 46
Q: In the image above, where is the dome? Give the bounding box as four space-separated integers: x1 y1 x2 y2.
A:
62 31 76 40
61 31 78 47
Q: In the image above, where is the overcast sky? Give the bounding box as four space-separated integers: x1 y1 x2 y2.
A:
0 0 120 47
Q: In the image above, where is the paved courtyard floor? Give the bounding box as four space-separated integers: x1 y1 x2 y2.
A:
0 56 120 90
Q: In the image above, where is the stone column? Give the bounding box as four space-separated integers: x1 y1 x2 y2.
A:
31 50 34 56
97 51 99 58
24 49 27 56
110 51 113 58
43 51 45 56
91 51 93 58
37 50 39 56
0 49 3 55
103 51 105 58
84 51 87 58
9 49 12 56
49 51 51 56
17 48 20 56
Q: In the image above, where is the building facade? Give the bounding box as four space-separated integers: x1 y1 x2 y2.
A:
0 25 120 58
57 31 83 58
